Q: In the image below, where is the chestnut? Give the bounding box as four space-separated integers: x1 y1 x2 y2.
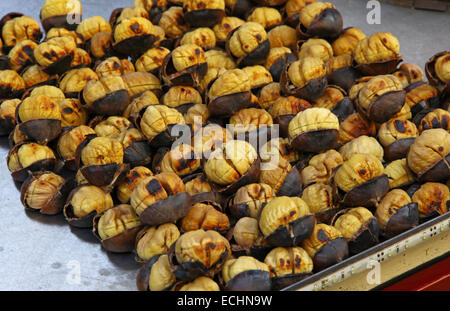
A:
337 112 377 146
183 173 215 202
59 68 99 98
333 207 379 255
193 124 232 162
20 171 74 215
181 202 230 233
1 15 42 52
16 94 62 144
393 63 425 88
116 166 153 204
229 107 273 144
407 129 450 182
56 125 96 170
375 189 418 238
206 69 252 118
338 135 384 162
297 38 333 63
258 82 281 109
133 0 168 24
34 37 76 75
122 71 161 99
93 204 143 253
313 86 354 122
404 82 439 118
172 276 220 291
205 49 237 70
288 107 339 153
331 27 366 56
230 216 271 260
168 229 231 281
281 57 328 102
7 39 37 72
225 0 254 20
326 54 359 91
267 25 297 50
204 140 260 195
0 70 25 99
353 32 402 76
226 22 270 68
259 155 303 197
411 182 450 221
136 254 177 291
260 137 301 164
87 31 114 60
184 103 210 134
183 0 225 28
264 246 313 290
247 7 282 30
356 75 405 124
378 118 418 162
58 98 88 128
45 28 85 48
425 51 450 95
179 27 217 51
259 196 315 246
265 47 296 82
8 124 31 147
302 183 338 224
63 184 114 228
157 6 188 41
152 144 201 177
0 98 20 136
297 2 343 39
131 172 192 225
123 90 159 124
301 223 349 272
221 256 271 291
161 44 208 87
109 7 149 28
385 158 415 190
332 153 389 208
300 149 343 187
40 0 82 32
21 65 58 90
135 223 180 264
418 108 450 133
284 0 316 28
81 75 130 116
242 65 273 94
70 47 92 69
162 86 202 114
213 16 245 47
228 183 275 219
135 46 171 76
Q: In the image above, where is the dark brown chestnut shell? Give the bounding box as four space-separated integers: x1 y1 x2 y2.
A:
275 166 303 197
353 56 403 76
383 137 416 162
225 27 270 68
290 129 338 154
161 51 208 88
80 89 130 116
184 9 225 28
17 119 62 145
356 89 405 124
79 162 130 191
226 0 254 19
327 66 360 92
123 139 152 168
334 215 380 255
312 237 349 272
207 88 252 119
264 214 316 247
42 53 74 76
408 154 450 183
269 52 297 82
136 254 175 291
297 7 343 40
224 270 271 291
139 192 193 226
63 187 98 229
382 202 419 239
40 14 81 33
280 68 328 102
425 51 450 95
113 34 157 59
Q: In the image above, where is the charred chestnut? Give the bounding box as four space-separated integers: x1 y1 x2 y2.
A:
116 166 153 204
0 98 20 136
34 37 76 75
313 86 354 122
418 109 450 133
337 112 376 146
289 107 339 153
181 202 230 233
260 137 301 164
40 0 82 32
331 27 366 56
135 223 180 264
21 65 57 90
393 63 424 88
407 129 450 182
297 2 343 39
404 82 439 118
300 149 343 187
259 196 315 246
378 118 418 162
1 15 42 51
301 223 348 272
110 7 150 28
76 16 112 43
183 0 225 28
221 256 271 291
228 183 275 219
284 0 316 28
123 71 161 99
213 16 245 47
87 31 114 60
326 54 359 91
58 98 88 128
59 68 99 98
153 144 201 177
93 204 143 253
411 182 450 220
158 6 188 41
259 155 302 197
180 28 216 51
113 17 157 58
136 254 177 291
7 39 37 72
265 47 296 82
56 125 96 170
162 85 202 113
339 135 384 162
95 57 135 78
135 46 170 76
0 70 25 99
264 246 313 290
20 171 74 215
375 189 418 238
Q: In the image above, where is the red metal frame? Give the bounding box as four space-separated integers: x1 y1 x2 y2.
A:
382 256 450 291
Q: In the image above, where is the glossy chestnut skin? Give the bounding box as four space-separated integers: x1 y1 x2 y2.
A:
183 0 226 28
112 17 157 58
297 2 343 40
378 118 419 162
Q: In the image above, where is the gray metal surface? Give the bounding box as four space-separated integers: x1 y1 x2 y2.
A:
0 0 449 291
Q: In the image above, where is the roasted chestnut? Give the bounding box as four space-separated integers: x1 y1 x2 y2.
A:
264 246 313 290
267 25 297 50
337 112 376 146
184 103 210 134
297 2 343 39
20 171 74 215
181 202 230 233
425 51 450 95
0 98 20 136
76 16 112 43
378 118 418 162
385 158 415 190
229 107 273 143
113 17 157 58
93 204 143 253
247 7 282 30
333 207 379 255
353 32 402 76
205 49 237 70
153 144 201 177
406 128 450 182
268 95 312 137
221 256 271 291
418 108 450 133
180 27 216 50
339 135 384 162
411 182 450 220
58 98 88 128
59 68 99 98
157 6 188 40
259 156 302 197
404 82 439 117
259 196 315 246
135 46 171 76
260 137 300 164
302 183 337 221
375 189 418 238
288 107 339 153
313 86 354 122
331 27 366 56
136 254 177 291
230 216 271 260
7 39 37 72
135 223 180 264
162 85 202 113
70 47 92 68
326 54 359 91
63 184 114 228
1 15 42 51
110 7 150 27
45 28 85 47
173 276 220 291
0 70 25 99
34 37 76 75
228 183 274 219
284 0 316 27
183 0 225 28
40 0 82 32
193 124 232 161
298 38 333 62
258 82 281 109
116 166 153 204
213 16 245 47
87 31 114 60
332 153 389 208
393 63 424 88
301 223 348 272
21 64 57 89
265 47 296 82
356 75 405 124
169 229 231 281
56 125 96 170
123 71 161 99
300 149 343 187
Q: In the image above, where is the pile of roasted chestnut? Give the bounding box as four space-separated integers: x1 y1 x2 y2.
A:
0 0 449 291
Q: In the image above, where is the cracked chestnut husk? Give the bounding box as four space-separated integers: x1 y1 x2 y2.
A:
326 54 360 91
375 189 418 238
418 109 450 133
161 44 208 87
131 172 192 226
8 124 31 147
0 70 25 99
301 223 349 272
393 63 424 88
356 75 405 124
260 137 301 164
281 57 328 102
337 112 377 147
40 0 82 32
15 94 62 144
81 75 130 116
134 223 180 264
113 17 157 58
0 98 20 136
407 129 450 182
134 0 168 25
56 125 96 171
183 0 225 28
157 6 188 47
404 82 440 118
204 140 260 196
331 26 366 56
264 246 313 290
136 254 177 291
77 136 129 189
116 166 153 204
385 158 415 190
226 22 270 68
152 144 201 178
265 47 296 82
20 171 75 215
138 104 187 148
259 196 315 246
353 32 402 76
221 256 271 291
338 135 384 162
181 201 230 234
93 204 143 253
332 207 379 255
168 229 231 282
411 182 450 222
63 184 114 228
228 183 275 219
332 153 389 208
289 107 339 153
172 276 221 291
1 15 42 52
302 183 340 224
259 155 303 197
300 149 343 187
313 85 354 122
213 16 245 48
7 142 57 182
425 51 450 95
34 37 76 75
206 68 252 118
268 96 311 137
378 118 418 162
297 2 343 40
135 46 171 76
59 67 99 98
